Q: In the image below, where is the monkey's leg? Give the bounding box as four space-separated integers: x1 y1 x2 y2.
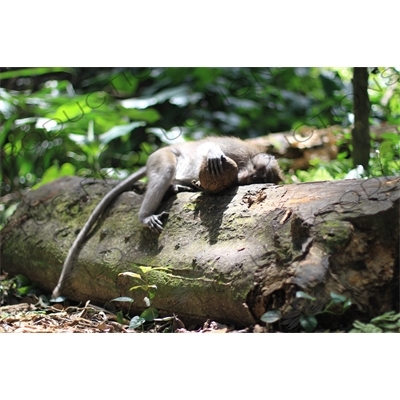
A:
138 148 177 233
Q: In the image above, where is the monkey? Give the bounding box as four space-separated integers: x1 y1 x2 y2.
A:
51 136 283 299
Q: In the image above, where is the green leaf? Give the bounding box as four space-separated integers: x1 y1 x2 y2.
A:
350 321 382 333
129 285 150 291
152 267 171 272
378 322 400 330
330 292 347 303
31 163 76 189
140 307 159 322
122 108 161 123
119 272 142 280
0 67 74 80
138 266 153 274
371 311 400 324
98 121 146 144
129 316 146 329
296 291 316 301
60 163 76 176
343 299 352 311
108 72 139 96
148 288 157 299
260 310 282 324
110 297 134 303
17 286 34 296
300 315 318 332
50 99 92 123
14 274 30 287
116 311 125 324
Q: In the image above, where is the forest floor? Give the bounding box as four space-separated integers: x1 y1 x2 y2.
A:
0 272 249 333
0 299 249 333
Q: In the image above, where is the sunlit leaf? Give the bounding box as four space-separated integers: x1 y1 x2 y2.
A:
139 266 153 274
343 300 352 312
121 85 191 109
99 121 146 144
59 163 76 176
50 296 67 303
17 286 34 296
50 99 92 123
129 285 149 291
32 163 76 189
119 272 142 280
129 316 146 329
107 72 139 96
260 310 282 323
110 297 134 303
122 108 160 123
296 291 316 301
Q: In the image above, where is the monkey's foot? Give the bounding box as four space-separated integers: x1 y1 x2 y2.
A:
142 211 169 234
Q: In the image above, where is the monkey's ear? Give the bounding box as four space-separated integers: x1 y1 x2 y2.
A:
252 153 274 168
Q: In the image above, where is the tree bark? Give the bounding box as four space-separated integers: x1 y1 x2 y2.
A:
1 175 399 327
352 67 371 169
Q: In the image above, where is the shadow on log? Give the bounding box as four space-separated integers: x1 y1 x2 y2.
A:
1 176 399 327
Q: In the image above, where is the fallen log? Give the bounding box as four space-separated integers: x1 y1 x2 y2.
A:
1 175 399 327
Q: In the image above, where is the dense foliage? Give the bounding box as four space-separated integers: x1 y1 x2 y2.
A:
1 67 399 201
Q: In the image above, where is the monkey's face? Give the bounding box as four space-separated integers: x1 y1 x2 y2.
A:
238 154 282 185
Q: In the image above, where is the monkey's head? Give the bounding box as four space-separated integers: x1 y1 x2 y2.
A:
197 156 238 193
238 154 284 185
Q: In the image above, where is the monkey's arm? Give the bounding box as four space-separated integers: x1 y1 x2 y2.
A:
196 141 227 175
51 166 147 300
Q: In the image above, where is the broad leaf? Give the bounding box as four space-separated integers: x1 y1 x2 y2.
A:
260 310 282 324
99 121 145 144
138 266 153 274
119 272 142 280
300 315 317 332
140 307 159 322
296 291 316 301
129 316 146 329
330 291 347 303
110 297 134 303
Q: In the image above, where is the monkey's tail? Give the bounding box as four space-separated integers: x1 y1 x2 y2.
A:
51 167 147 300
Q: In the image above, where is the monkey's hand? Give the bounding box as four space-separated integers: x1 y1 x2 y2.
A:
142 211 169 234
170 184 196 193
207 148 226 175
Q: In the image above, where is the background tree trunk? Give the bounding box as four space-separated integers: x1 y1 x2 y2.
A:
352 67 371 169
1 175 399 327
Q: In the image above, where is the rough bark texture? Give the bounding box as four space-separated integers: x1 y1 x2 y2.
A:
1 175 399 327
